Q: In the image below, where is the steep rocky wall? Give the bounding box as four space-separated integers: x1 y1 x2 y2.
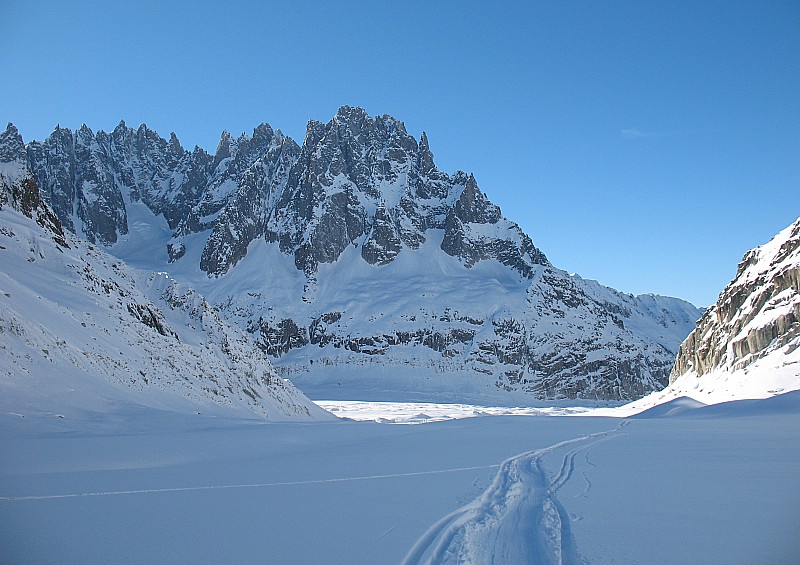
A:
670 219 800 382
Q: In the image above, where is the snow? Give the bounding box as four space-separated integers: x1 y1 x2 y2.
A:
316 400 592 422
111 197 173 266
1 394 798 564
0 160 26 185
2 140 798 562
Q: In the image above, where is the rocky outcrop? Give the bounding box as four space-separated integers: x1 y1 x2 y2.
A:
0 124 67 247
670 218 800 382
27 124 129 245
25 120 293 260
361 205 402 265
21 108 548 281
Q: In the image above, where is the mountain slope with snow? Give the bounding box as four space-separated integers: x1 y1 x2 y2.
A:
590 219 800 417
6 110 703 401
0 145 329 421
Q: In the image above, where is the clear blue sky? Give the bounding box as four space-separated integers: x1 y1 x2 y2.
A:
2 0 798 306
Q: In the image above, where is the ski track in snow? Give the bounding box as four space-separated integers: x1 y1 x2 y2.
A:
402 420 630 565
578 451 597 499
0 465 500 502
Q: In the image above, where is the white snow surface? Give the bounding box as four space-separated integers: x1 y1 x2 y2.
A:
594 354 800 418
0 160 26 186
3 129 798 561
1 393 798 564
316 400 593 423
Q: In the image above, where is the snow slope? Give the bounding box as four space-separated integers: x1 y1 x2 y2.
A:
0 206 329 421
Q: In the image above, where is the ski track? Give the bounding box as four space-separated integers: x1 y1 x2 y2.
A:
402 420 630 565
578 451 597 499
0 464 500 502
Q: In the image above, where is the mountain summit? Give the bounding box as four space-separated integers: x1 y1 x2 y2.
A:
3 109 702 401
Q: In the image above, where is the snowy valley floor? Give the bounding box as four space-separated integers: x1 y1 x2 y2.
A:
2 394 800 564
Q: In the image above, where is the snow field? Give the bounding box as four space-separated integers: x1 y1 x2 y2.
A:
2 393 799 564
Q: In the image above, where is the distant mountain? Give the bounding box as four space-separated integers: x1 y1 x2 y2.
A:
668 217 800 400
0 130 329 421
3 109 703 401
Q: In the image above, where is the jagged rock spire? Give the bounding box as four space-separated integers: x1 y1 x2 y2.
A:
0 124 68 246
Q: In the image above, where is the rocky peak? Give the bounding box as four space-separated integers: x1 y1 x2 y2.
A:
441 172 547 275
453 174 502 225
0 123 27 162
252 123 274 144
332 105 370 135
199 127 301 276
0 124 67 246
76 124 94 143
25 126 77 231
417 131 435 175
263 107 549 280
135 123 160 145
27 123 128 245
304 120 326 149
21 109 549 279
212 131 232 169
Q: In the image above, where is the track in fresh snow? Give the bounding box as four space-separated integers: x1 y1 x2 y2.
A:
0 464 499 502
402 421 630 565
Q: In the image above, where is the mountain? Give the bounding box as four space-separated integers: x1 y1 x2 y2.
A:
0 129 329 421
5 109 702 401
667 217 800 401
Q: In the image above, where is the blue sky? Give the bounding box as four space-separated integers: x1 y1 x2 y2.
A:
1 0 798 306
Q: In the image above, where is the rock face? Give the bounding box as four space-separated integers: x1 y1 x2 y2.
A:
3 108 704 401
0 124 66 247
201 127 299 275
263 107 546 279
670 218 800 382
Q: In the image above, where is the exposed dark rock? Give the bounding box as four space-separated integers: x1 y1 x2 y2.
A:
127 303 177 338
361 205 402 265
0 124 68 247
201 130 299 275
